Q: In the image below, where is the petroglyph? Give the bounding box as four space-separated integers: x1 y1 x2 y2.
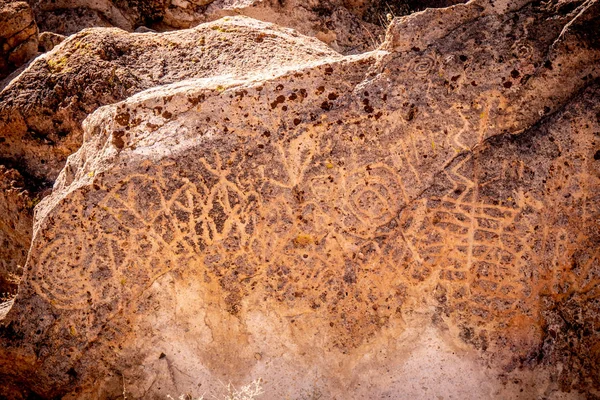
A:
409 55 438 76
1 0 599 398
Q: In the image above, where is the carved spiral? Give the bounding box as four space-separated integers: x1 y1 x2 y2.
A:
342 164 404 236
411 55 436 76
513 41 534 59
30 235 92 310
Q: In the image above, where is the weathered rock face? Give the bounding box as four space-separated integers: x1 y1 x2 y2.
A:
0 167 33 296
0 1 38 79
34 7 114 35
0 1 40 297
1 0 599 399
26 0 487 56
0 17 339 294
25 0 481 56
26 0 162 34
37 31 66 52
0 17 339 183
26 0 387 54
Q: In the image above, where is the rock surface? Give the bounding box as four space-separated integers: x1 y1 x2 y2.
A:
0 0 39 295
24 0 480 56
37 31 66 52
0 0 599 398
25 0 382 53
194 0 384 54
0 17 339 293
0 167 33 296
25 0 396 54
0 16 339 183
0 1 38 79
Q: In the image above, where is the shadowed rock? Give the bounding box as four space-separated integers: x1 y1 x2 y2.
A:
0 1 38 79
27 0 384 54
0 167 33 295
37 31 66 52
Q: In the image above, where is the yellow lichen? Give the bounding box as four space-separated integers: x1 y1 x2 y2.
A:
47 56 69 73
294 234 313 247
25 197 41 209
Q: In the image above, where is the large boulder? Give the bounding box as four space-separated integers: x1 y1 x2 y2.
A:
26 0 162 34
1 0 600 398
0 167 34 296
0 16 339 336
25 0 481 56
0 1 38 79
0 16 339 183
25 0 397 54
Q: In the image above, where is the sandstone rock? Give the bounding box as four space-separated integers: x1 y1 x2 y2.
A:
35 7 113 36
26 0 484 56
191 0 385 54
38 31 66 52
0 16 339 348
0 167 32 296
1 0 599 398
0 17 339 184
27 0 385 54
25 0 474 55
27 0 137 33
0 1 38 79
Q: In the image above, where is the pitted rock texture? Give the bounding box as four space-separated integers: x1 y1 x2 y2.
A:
26 0 158 33
0 166 33 296
34 7 114 35
26 0 385 54
194 0 390 54
26 0 471 55
0 0 599 398
0 1 38 79
0 16 339 183
0 16 339 294
37 31 66 52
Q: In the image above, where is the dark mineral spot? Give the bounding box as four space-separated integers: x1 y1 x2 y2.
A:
112 131 125 149
115 112 130 126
